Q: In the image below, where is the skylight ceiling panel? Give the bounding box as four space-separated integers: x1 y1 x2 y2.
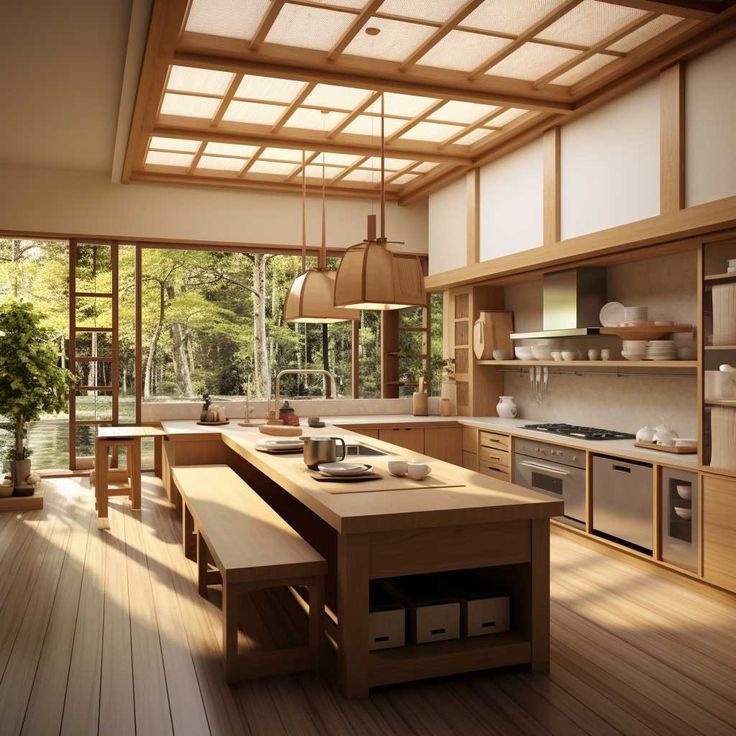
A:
185 0 270 40
248 160 299 176
417 30 510 72
379 0 469 23
453 128 496 146
146 151 195 167
265 4 355 51
463 0 566 36
489 107 527 127
160 93 221 119
412 161 438 173
361 156 410 171
150 137 201 152
304 163 345 179
429 100 499 124
204 142 259 157
400 121 465 142
235 75 306 103
303 84 372 111
285 108 347 130
309 0 369 7
341 114 406 137
197 156 246 171
343 17 436 62
486 43 579 81
366 92 438 118
537 0 647 47
261 147 310 162
390 173 419 186
342 169 381 183
322 152 361 166
607 14 681 53
167 66 234 95
550 53 617 86
222 100 286 125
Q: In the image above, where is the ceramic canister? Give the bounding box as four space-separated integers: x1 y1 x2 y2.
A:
496 396 518 418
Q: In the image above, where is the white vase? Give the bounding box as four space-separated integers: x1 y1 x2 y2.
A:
496 396 518 418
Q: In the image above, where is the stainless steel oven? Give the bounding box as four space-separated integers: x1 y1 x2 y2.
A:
513 438 586 528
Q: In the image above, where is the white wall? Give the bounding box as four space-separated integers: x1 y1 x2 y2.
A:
0 163 428 253
428 175 466 275
561 79 660 240
685 38 736 208
479 137 544 261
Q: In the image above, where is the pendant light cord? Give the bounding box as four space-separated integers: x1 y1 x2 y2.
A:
301 149 306 272
380 92 385 241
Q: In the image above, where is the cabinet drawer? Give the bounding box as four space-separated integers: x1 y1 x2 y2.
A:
479 431 510 451
479 446 510 468
479 464 510 482
378 427 425 454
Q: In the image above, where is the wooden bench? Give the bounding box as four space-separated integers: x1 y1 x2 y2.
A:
172 465 327 683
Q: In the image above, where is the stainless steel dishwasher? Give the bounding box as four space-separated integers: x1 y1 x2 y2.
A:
592 455 653 552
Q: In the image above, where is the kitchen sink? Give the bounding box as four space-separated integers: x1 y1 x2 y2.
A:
345 443 387 457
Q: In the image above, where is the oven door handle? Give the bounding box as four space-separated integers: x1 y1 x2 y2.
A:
518 460 571 476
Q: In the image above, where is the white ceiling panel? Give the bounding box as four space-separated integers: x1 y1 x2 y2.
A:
378 0 468 23
429 100 499 124
453 128 496 146
550 53 618 86
343 17 436 62
185 0 270 40
150 136 201 152
463 0 565 35
204 141 259 157
284 107 347 130
235 75 306 103
400 121 465 142
489 107 528 127
167 66 234 95
146 150 195 167
197 155 246 171
341 114 406 137
266 4 355 51
607 14 682 53
417 30 510 72
160 93 221 119
366 92 438 118
222 100 286 125
261 147 310 162
248 160 299 176
485 42 579 81
303 84 372 111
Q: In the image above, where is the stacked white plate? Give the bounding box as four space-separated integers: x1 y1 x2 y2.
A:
645 340 676 360
622 340 647 360
624 306 648 324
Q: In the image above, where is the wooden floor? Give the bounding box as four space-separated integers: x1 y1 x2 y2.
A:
1 477 736 736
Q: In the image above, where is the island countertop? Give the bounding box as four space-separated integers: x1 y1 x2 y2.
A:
161 420 563 534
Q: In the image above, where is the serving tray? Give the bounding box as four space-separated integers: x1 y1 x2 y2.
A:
196 420 230 426
634 440 697 454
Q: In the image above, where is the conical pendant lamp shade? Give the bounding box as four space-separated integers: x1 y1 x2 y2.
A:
284 151 359 323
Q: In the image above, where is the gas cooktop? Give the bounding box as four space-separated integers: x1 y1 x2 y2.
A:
523 423 635 441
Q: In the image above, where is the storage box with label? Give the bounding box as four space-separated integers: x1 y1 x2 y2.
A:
386 575 460 644
368 582 405 651
436 570 510 637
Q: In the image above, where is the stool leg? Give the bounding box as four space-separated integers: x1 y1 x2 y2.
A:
222 580 239 683
308 577 325 673
197 533 209 598
130 439 141 511
95 440 110 530
183 502 196 561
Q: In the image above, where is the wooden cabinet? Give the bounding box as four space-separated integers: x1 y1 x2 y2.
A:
478 431 511 481
703 473 736 593
378 427 425 454
424 426 462 466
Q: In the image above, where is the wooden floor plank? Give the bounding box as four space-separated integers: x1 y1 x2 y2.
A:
2 476 735 736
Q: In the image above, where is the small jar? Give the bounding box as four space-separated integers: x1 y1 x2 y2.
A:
279 400 299 426
496 396 518 418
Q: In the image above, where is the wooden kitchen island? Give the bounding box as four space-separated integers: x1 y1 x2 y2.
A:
160 421 562 697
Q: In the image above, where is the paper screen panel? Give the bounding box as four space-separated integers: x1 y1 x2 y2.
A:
285 108 347 130
304 84 372 111
489 108 528 127
304 163 345 179
361 156 409 171
550 53 618 86
160 93 221 119
537 0 647 47
485 42 579 81
343 17 436 62
167 66 234 95
146 151 195 167
390 173 419 186
429 100 499 124
261 147 309 162
341 115 406 136
321 152 362 166
462 0 565 35
235 75 306 103
412 161 438 173
342 169 380 182
204 142 259 157
417 30 510 72
197 156 246 171
366 92 438 118
265 4 355 51
222 100 286 125
608 14 682 53
454 128 497 146
378 0 468 23
400 121 465 142
185 0 270 40
248 160 299 176
150 137 201 152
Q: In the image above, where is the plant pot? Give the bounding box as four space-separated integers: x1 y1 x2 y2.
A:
412 391 428 416
11 459 33 496
0 479 12 498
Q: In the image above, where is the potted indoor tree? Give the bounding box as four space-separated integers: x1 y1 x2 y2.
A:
0 302 74 496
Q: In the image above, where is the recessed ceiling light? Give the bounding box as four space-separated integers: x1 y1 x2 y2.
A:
365 27 380 36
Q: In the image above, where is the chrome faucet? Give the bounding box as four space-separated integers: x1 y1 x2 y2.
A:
273 369 337 416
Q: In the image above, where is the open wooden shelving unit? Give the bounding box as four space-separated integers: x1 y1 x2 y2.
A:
477 359 697 369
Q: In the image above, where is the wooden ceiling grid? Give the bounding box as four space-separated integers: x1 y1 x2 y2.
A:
124 0 736 202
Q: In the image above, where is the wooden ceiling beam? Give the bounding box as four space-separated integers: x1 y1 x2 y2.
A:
327 0 385 61
385 99 448 144
328 90 382 138
250 0 286 52
151 123 469 164
271 82 317 133
172 45 575 113
398 0 486 72
468 0 585 80
438 106 509 149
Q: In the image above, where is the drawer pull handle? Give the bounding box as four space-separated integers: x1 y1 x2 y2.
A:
613 465 631 473
431 628 446 635
481 621 496 628
373 636 390 643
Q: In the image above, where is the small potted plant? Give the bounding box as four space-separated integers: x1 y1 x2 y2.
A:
0 302 74 496
199 391 212 422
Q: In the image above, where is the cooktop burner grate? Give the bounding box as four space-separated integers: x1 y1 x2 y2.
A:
523 423 635 440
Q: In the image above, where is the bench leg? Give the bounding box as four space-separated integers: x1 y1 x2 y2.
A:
129 439 142 511
94 440 110 530
308 577 325 674
197 533 209 598
222 580 239 684
183 502 196 561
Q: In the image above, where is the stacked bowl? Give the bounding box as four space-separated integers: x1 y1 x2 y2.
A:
622 340 647 360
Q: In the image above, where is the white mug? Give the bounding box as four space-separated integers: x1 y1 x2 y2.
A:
601 349 611 361
388 460 408 477
492 349 508 361
406 462 431 480
588 349 600 361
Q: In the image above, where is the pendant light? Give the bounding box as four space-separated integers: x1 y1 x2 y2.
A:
333 93 426 310
283 150 360 323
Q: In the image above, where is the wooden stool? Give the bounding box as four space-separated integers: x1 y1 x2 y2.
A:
93 436 141 529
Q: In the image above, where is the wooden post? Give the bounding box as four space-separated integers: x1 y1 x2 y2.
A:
660 63 685 214
530 519 551 673
543 126 561 246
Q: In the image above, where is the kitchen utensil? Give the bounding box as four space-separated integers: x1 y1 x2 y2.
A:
406 462 431 480
674 506 692 520
302 436 346 469
388 460 408 477
599 301 625 327
496 395 518 418
310 471 382 483
492 348 508 360
318 462 373 477
624 306 648 324
473 311 514 360
542 366 549 401
653 427 678 446
676 484 692 500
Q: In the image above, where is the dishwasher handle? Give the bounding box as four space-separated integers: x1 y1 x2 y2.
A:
518 460 571 476
612 464 632 473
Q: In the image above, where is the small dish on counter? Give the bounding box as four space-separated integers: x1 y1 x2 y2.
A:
318 462 373 477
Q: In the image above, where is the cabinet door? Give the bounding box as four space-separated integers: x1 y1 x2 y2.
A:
335 425 379 439
462 451 477 471
703 474 736 593
424 427 462 466
378 427 425 454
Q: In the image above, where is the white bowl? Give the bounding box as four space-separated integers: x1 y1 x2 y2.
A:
550 351 562 361
387 460 408 477
674 506 692 520
514 347 534 361
531 345 552 360
676 484 692 500
406 462 431 480
561 351 576 361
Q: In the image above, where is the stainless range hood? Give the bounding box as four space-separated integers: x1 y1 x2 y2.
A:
511 267 607 340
